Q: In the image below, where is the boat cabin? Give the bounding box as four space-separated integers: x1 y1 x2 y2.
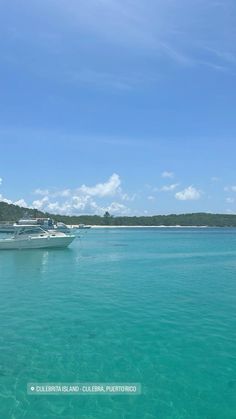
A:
14 225 49 237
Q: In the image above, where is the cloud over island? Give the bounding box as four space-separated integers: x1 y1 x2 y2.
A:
32 173 132 215
175 186 201 201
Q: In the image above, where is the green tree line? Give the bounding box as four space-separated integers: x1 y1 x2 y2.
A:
1 201 236 227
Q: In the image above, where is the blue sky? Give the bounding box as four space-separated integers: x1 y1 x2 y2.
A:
0 0 236 215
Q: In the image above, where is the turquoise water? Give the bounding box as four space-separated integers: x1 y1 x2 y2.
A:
0 227 236 419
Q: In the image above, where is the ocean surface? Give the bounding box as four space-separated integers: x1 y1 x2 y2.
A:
0 227 236 419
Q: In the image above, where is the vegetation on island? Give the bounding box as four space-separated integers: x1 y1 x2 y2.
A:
1 201 236 227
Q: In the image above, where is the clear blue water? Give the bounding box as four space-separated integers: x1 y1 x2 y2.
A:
0 227 236 419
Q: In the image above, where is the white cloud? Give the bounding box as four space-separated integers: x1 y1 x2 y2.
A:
211 176 220 182
108 202 128 214
30 174 132 215
0 194 12 204
47 201 73 214
161 171 174 178
161 183 179 192
34 188 72 198
44 196 131 216
121 192 137 201
79 173 121 197
32 197 49 210
102 202 130 216
175 186 201 201
0 178 2 185
224 186 236 192
34 188 50 195
226 197 234 204
55 189 71 197
14 199 28 207
147 195 155 200
0 194 28 207
72 194 91 210
75 197 130 216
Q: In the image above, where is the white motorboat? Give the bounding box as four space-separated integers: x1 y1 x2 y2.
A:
0 225 75 250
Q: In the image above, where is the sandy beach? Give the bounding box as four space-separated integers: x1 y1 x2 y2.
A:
71 225 209 229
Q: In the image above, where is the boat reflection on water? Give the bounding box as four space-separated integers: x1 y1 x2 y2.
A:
0 246 75 280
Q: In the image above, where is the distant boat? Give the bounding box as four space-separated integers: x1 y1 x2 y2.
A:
0 225 75 250
78 224 91 229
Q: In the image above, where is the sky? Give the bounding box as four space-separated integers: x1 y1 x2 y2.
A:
0 0 236 216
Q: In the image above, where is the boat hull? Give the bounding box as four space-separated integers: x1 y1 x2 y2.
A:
0 235 75 250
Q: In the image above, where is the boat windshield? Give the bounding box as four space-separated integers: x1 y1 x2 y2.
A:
17 226 47 236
